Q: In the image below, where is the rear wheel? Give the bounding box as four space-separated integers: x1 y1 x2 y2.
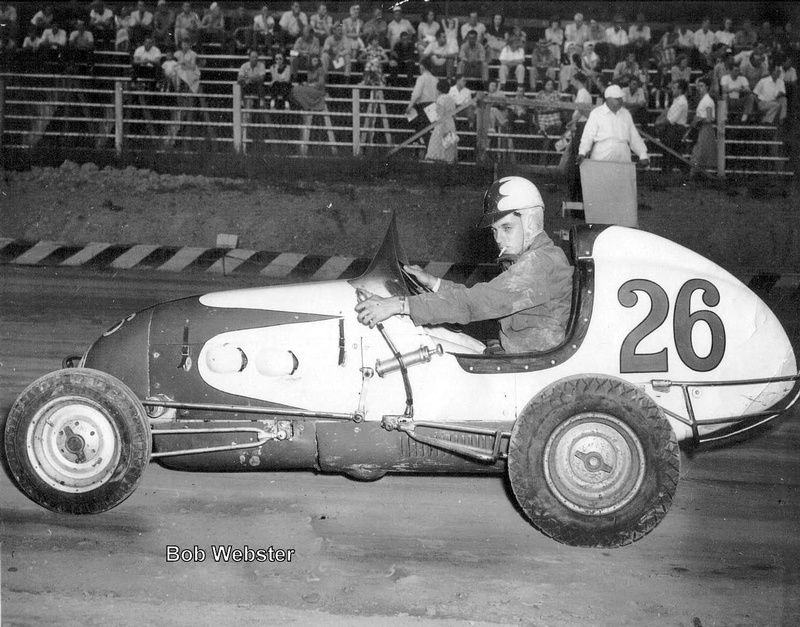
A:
508 375 680 548
4 368 151 514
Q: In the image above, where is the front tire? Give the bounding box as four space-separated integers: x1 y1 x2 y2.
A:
508 375 680 548
4 368 151 514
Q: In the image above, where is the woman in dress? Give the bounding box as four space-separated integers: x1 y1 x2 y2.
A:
417 10 440 48
175 39 201 93
485 14 507 63
360 34 388 86
535 78 562 136
442 16 459 56
425 78 457 163
291 54 327 110
545 16 564 62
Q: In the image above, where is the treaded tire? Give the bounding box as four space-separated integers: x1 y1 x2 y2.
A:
4 368 151 514
508 375 680 548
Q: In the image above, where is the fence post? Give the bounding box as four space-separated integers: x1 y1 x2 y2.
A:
232 82 242 153
114 80 123 156
716 99 726 178
475 93 489 165
352 86 361 157
0 77 5 164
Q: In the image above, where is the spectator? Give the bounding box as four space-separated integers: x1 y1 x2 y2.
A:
39 20 67 67
565 13 590 51
614 50 644 86
565 72 591 201
291 53 327 110
693 17 715 69
558 42 581 92
268 50 292 108
362 7 387 49
604 14 629 68
31 4 55 34
279 1 308 49
175 37 201 92
115 7 131 51
174 2 200 47
675 22 695 58
530 37 558 89
508 85 530 128
198 2 225 49
458 29 487 83
417 9 440 48
425 78 458 163
535 78 562 135
128 1 153 48
442 16 459 54
292 24 320 75
21 23 39 51
321 22 354 78
161 49 179 89
422 30 456 79
577 84 649 164
655 24 679 87
753 65 787 125
387 6 413 49
758 21 775 51
460 12 485 43
227 4 252 55
388 29 416 87
132 34 162 83
88 1 114 44
622 76 647 124
68 19 94 72
733 19 758 53
238 48 267 105
544 16 563 61
405 57 438 141
152 0 175 50
715 18 736 49
449 74 475 128
309 3 332 44
341 4 363 51
627 12 651 65
359 33 387 86
507 20 527 48
252 5 276 53
739 46 769 89
486 79 509 133
671 55 692 84
781 57 796 106
721 62 755 122
60 0 87 32
656 79 689 173
485 14 507 64
497 35 526 90
689 76 716 177
588 18 604 46
0 2 18 45
710 52 733 99
581 41 600 84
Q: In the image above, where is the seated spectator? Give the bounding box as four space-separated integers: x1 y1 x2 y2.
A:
417 9 440 48
534 78 562 135
388 29 416 87
671 55 692 84
310 3 332 44
152 0 175 50
588 19 605 47
174 38 201 92
558 43 582 92
423 29 456 79
565 13 590 51
581 41 600 83
128 1 153 49
341 4 363 52
387 6 413 49
88 1 114 45
268 51 292 108
68 19 94 72
227 4 252 55
486 79 509 132
733 19 758 53
655 24 679 87
498 35 526 90
721 62 755 122
39 20 67 66
448 74 475 128
781 57 796 105
252 5 277 53
627 12 651 64
544 16 564 62
530 37 558 90
758 21 775 51
174 2 200 48
739 47 769 89
198 2 225 49
21 23 39 51
132 34 162 83
321 22 354 78
753 65 787 125
0 2 19 45
442 16 460 54
19 23 39 70
604 15 629 68
359 33 387 86
60 0 88 32
292 54 327 111
161 49 178 90
460 12 485 43
362 7 387 49
458 29 487 83
710 52 734 99
279 1 308 51
693 17 715 70
622 76 647 124
485 14 507 64
237 48 267 105
614 50 644 85
715 17 736 49
675 22 695 58
115 7 132 51
292 24 320 75
508 85 530 128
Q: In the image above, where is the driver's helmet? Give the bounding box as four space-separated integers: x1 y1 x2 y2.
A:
476 176 545 228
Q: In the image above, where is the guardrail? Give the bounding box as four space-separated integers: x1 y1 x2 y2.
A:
0 72 792 177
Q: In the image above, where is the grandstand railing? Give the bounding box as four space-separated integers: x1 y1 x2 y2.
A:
0 72 792 177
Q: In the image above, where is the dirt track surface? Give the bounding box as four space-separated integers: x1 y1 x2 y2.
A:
1 266 799 627
0 161 798 271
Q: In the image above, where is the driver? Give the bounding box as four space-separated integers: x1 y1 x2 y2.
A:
355 176 574 353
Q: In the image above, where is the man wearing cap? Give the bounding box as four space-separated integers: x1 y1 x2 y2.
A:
387 6 414 49
355 176 574 354
577 84 649 165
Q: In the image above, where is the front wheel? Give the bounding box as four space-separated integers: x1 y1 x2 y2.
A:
4 368 151 514
508 375 680 548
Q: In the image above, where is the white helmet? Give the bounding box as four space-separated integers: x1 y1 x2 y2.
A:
476 176 545 228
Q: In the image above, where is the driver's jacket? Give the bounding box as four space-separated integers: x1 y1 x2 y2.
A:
408 232 573 353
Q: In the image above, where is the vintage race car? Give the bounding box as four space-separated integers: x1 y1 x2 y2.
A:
4 218 799 548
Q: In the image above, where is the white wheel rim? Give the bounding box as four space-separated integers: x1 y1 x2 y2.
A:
543 412 646 516
26 396 122 493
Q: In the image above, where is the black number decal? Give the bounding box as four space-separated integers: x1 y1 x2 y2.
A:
618 280 669 373
673 279 726 372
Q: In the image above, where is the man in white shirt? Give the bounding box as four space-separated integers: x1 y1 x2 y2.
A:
567 73 593 201
753 66 787 124
565 13 590 50
89 1 115 44
279 2 307 43
578 84 649 164
604 15 629 67
387 6 414 48
627 12 651 64
659 79 689 172
422 30 456 79
132 35 161 82
498 36 526 89
693 17 715 69
622 77 647 124
129 0 153 47
237 48 267 104
459 12 485 43
721 63 755 122
449 74 475 128
715 18 735 48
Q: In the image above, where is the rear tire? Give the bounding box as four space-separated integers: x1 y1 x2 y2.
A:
508 375 680 548
4 368 151 514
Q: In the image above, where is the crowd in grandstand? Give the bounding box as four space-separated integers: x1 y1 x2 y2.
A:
0 2 796 163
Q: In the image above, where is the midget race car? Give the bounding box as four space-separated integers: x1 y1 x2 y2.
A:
4 217 799 548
